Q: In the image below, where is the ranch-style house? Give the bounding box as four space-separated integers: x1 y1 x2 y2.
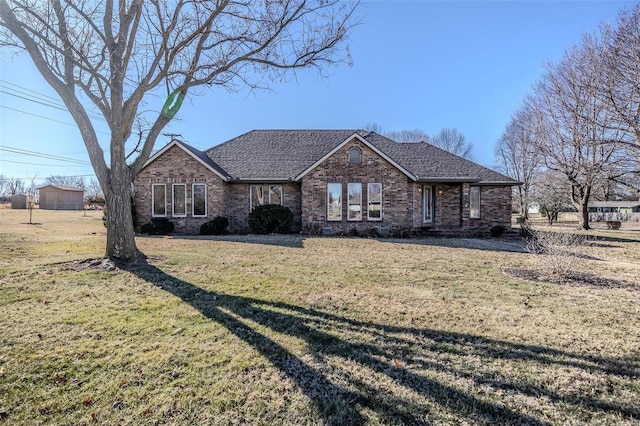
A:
134 130 518 236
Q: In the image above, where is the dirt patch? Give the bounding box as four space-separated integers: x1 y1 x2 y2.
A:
502 267 638 289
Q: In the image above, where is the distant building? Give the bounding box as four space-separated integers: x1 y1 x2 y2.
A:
11 194 28 209
588 201 640 214
588 200 640 223
38 185 84 210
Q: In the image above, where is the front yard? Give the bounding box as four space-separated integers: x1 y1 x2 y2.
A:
0 209 638 424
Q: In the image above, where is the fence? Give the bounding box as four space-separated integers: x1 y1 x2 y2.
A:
589 212 640 223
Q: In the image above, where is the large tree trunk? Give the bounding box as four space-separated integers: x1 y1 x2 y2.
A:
577 202 590 230
104 164 140 262
572 185 591 230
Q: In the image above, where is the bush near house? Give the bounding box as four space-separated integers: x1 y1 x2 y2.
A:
140 218 175 235
248 204 293 234
200 216 229 235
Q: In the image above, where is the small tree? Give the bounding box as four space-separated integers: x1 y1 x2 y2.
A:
533 170 572 225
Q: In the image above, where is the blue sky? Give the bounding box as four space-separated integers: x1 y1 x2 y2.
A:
0 0 635 184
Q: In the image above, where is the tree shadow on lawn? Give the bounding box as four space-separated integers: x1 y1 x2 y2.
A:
129 262 639 425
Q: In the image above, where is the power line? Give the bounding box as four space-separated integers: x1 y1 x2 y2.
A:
0 79 105 121
0 105 110 135
0 145 91 165
1 158 92 167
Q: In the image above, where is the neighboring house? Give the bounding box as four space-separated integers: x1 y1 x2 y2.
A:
134 130 518 236
38 185 84 210
588 200 640 223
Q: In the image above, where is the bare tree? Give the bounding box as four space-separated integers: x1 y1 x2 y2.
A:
45 175 86 190
601 5 640 156
87 177 104 202
385 128 429 143
531 34 627 230
1 0 359 262
6 177 24 195
430 128 474 159
364 122 384 134
0 174 6 199
533 170 572 225
495 101 542 219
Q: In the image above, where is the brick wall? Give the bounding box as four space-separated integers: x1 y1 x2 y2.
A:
301 138 416 234
134 145 228 234
134 141 513 236
227 182 302 233
461 184 513 234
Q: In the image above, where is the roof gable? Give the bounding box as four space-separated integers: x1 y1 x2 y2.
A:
293 132 416 181
142 140 229 181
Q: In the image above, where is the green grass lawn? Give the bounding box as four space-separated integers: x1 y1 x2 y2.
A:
0 209 638 425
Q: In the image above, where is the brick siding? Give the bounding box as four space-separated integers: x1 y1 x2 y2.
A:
134 141 513 236
301 139 416 234
134 145 228 234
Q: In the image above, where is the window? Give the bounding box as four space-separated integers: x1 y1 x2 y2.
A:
172 184 186 216
152 184 166 217
348 147 362 164
348 183 362 221
470 186 481 219
250 184 283 210
269 185 283 205
327 183 342 221
250 185 264 209
368 183 382 221
193 183 207 217
423 185 433 223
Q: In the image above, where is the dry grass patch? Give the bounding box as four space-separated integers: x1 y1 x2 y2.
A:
0 210 639 424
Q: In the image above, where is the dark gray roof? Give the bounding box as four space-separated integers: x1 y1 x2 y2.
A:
178 140 230 179
205 130 364 180
363 132 516 184
203 129 516 184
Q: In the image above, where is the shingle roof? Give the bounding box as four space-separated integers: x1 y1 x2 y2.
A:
205 130 364 180
363 132 516 184
203 130 516 184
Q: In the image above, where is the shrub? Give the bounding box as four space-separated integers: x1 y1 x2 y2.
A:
200 216 229 235
366 227 382 238
606 221 621 230
390 226 412 238
140 218 175 235
524 228 586 277
490 225 506 237
303 222 322 236
346 227 359 237
248 204 293 234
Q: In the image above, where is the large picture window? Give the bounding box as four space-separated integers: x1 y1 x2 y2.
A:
173 184 186 216
193 183 207 217
327 183 342 221
348 183 362 221
368 183 382 221
152 184 166 217
423 185 433 223
470 186 481 218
